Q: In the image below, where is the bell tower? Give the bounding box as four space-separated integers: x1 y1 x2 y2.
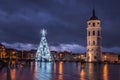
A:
86 9 102 62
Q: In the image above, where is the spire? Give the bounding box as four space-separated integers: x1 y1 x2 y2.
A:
92 9 95 17
89 9 99 20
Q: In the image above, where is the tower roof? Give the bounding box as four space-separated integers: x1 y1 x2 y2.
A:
89 9 99 20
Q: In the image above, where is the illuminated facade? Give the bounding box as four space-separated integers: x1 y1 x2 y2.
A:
102 52 118 63
0 44 6 58
36 29 53 61
86 9 102 62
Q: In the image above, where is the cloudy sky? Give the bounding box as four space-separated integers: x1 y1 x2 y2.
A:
0 0 120 53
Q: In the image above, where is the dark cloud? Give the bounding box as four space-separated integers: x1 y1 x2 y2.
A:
0 0 120 53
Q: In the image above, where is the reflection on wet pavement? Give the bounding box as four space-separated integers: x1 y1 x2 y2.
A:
0 62 119 80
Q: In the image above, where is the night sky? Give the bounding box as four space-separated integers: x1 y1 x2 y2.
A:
0 0 120 53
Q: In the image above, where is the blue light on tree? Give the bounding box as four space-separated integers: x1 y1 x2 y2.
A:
36 29 53 62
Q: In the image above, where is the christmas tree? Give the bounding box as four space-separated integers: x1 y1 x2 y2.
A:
36 29 53 61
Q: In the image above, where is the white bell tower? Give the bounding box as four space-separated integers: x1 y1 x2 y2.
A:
86 9 102 62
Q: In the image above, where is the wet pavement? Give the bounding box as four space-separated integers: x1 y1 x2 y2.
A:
0 62 119 80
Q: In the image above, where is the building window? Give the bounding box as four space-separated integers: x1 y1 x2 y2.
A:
97 38 101 45
89 23 91 25
93 41 95 45
93 23 95 26
94 56 97 59
93 31 95 36
98 31 100 36
98 40 100 45
88 31 90 36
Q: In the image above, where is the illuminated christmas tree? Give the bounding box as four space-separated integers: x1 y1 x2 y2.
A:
36 29 53 61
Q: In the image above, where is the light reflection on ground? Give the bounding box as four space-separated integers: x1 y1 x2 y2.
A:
0 62 119 80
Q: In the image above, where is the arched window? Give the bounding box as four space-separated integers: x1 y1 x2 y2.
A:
93 31 95 36
98 40 100 45
97 37 101 45
88 31 90 36
93 23 95 26
93 41 95 45
98 31 100 36
91 49 93 51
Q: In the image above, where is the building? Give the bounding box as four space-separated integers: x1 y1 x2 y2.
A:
6 48 18 59
86 9 102 62
51 51 73 61
26 50 36 59
71 53 86 61
0 43 6 59
102 52 119 63
51 51 86 61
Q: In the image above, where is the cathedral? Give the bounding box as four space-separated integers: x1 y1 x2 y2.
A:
86 9 102 62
